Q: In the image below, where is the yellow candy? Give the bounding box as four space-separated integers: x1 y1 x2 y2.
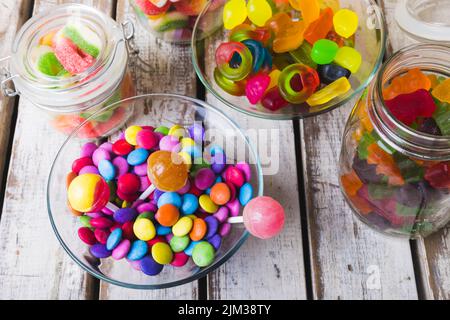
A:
334 46 362 74
247 0 272 27
185 214 197 220
168 125 188 139
172 216 194 237
178 151 192 170
268 69 282 90
152 242 173 265
320 0 340 12
306 77 351 106
199 194 219 214
125 125 142 146
181 137 195 148
133 218 156 241
432 78 450 103
333 9 359 38
223 0 248 30
67 174 108 213
122 200 130 208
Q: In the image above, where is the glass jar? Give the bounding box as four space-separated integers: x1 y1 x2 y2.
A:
130 0 225 43
339 44 450 238
0 4 136 138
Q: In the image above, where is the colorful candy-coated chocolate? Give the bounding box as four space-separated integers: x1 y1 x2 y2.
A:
127 148 150 166
219 222 232 237
199 194 219 213
247 0 272 27
92 148 111 167
224 166 245 187
170 235 190 253
192 241 215 267
125 125 143 146
68 174 110 213
236 162 252 182
278 63 320 104
90 244 112 259
181 193 199 215
333 9 359 38
216 42 253 81
98 159 116 181
195 168 216 190
214 206 230 224
127 240 148 261
172 216 194 237
317 64 351 84
156 204 180 226
117 173 141 195
210 182 231 205
72 157 94 174
226 198 241 217
243 196 285 239
311 39 339 65
304 7 333 45
133 218 156 241
112 239 131 260
204 216 219 239
239 182 254 206
190 218 207 241
113 140 133 156
106 228 122 250
147 150 188 192
140 255 164 276
306 77 351 106
113 208 138 224
157 192 182 208
208 234 222 251
171 252 190 267
334 46 362 74
151 242 173 264
78 227 97 245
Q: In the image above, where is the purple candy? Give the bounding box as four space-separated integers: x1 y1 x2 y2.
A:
81 142 97 158
226 199 241 217
211 152 226 174
140 255 163 276
133 162 148 176
79 165 100 175
99 142 113 152
127 258 142 271
207 234 222 251
204 216 219 239
112 239 131 260
177 180 191 195
112 156 129 178
159 135 181 152
154 189 164 203
166 234 174 242
214 207 229 224
131 199 145 209
114 208 138 224
236 162 251 182
137 202 157 213
92 148 111 167
195 168 216 190
86 212 103 218
189 123 205 143
139 176 150 192
219 223 231 237
90 244 112 258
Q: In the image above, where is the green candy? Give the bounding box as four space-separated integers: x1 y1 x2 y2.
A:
79 215 92 229
63 23 101 58
33 45 65 76
154 126 169 135
214 68 245 96
137 211 155 220
357 132 376 160
192 241 215 267
289 42 317 69
311 39 339 65
393 153 424 183
272 53 295 70
148 12 189 33
170 235 190 253
432 99 450 135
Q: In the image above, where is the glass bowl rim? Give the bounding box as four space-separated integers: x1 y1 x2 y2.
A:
191 0 388 120
46 93 264 290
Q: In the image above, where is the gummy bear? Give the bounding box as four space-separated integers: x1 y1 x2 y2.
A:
306 77 351 106
247 0 273 27
223 0 248 30
366 143 404 186
432 78 450 104
304 7 333 45
268 13 306 53
384 89 436 126
289 0 320 25
333 9 359 38
278 63 320 104
382 68 431 100
340 169 363 196
245 73 271 104
425 162 450 189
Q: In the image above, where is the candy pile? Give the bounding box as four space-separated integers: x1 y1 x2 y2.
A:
341 70 450 235
132 0 223 42
66 123 256 276
215 0 360 111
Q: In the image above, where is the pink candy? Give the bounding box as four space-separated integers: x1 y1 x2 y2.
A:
159 135 181 152
72 157 94 174
112 239 131 260
90 217 114 229
136 129 158 150
224 166 245 188
112 156 129 178
245 73 271 105
226 198 241 217
81 142 98 158
52 35 95 74
171 252 189 267
243 196 285 239
236 162 251 182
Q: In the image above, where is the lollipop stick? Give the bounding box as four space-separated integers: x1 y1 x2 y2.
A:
138 184 156 200
227 216 244 224
106 202 119 212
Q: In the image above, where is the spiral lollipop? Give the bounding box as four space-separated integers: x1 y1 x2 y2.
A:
228 196 285 239
138 150 189 200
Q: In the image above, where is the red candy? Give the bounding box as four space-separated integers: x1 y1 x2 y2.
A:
261 87 289 111
147 235 166 247
425 162 450 189
225 181 237 202
78 227 97 245
90 217 114 229
245 73 271 105
135 0 171 15
385 89 436 126
136 129 158 150
224 166 245 187
188 182 203 197
118 173 141 195
72 157 93 174
121 221 135 240
113 139 134 156
94 228 110 244
171 252 190 267
117 190 139 202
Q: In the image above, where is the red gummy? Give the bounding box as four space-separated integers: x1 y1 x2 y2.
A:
113 139 134 156
261 87 289 111
135 0 171 15
52 36 95 75
72 157 93 174
425 162 450 189
385 89 436 126
117 173 141 195
121 221 135 240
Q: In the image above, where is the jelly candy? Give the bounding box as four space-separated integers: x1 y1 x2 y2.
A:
278 63 320 104
385 89 436 126
353 156 383 185
261 87 289 111
306 77 351 106
223 0 248 30
326 30 344 47
333 46 362 74
417 118 442 136
174 0 207 16
427 74 439 89
289 0 320 25
395 183 423 207
268 69 282 90
340 169 363 196
135 0 171 15
357 132 376 160
333 9 358 38
272 52 295 70
247 0 273 27
432 78 450 103
242 39 266 73
31 45 65 76
433 99 450 135
393 153 425 184
366 144 404 186
425 162 450 189
317 64 351 85
348 194 374 215
214 68 246 96
229 24 257 43
382 68 431 100
289 42 317 69
268 13 306 53
319 0 340 12
245 73 271 104
62 23 102 58
215 42 253 81
148 12 189 33
304 8 333 45
311 39 339 65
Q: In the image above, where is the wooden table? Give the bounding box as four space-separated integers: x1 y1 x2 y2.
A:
0 0 448 300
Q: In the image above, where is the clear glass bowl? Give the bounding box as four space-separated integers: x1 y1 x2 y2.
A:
192 0 387 120
47 94 263 289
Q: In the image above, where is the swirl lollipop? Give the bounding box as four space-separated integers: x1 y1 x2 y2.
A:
228 196 285 239
68 173 118 213
139 150 189 200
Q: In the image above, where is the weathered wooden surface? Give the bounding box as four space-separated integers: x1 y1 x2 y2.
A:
380 0 450 300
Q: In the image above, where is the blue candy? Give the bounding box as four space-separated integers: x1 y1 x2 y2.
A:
157 192 182 208
140 255 163 276
239 182 254 206
114 208 138 224
207 234 222 251
210 145 224 156
243 39 265 73
184 241 201 256
262 47 273 70
127 148 149 166
215 176 223 184
181 193 199 215
106 228 122 251
157 225 172 236
204 216 219 239
98 159 116 181
127 240 148 261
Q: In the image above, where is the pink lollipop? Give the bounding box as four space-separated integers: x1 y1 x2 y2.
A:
228 196 285 239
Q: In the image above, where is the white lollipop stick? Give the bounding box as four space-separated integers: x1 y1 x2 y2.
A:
138 184 156 200
227 216 244 224
105 202 120 212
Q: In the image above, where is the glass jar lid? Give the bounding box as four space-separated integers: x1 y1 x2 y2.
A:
395 0 450 42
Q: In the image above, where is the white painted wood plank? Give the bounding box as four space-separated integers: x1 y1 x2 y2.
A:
0 0 113 300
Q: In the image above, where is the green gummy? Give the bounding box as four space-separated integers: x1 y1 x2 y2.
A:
37 52 65 76
154 12 189 33
396 203 419 217
368 184 396 200
432 99 450 136
63 24 100 58
357 132 376 160
289 43 317 69
393 153 424 183
272 53 295 71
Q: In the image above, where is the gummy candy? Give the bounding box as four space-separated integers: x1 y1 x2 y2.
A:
261 87 289 111
31 45 65 76
333 46 362 74
135 0 171 15
311 39 339 65
306 77 351 106
289 42 317 69
366 143 404 186
425 162 450 189
382 68 431 100
247 0 273 27
52 33 96 75
317 64 351 85
174 0 207 16
245 73 271 104
333 9 358 38
352 156 383 185
385 89 436 126
223 0 248 30
215 42 253 81
393 153 425 184
267 69 282 90
433 99 450 135
304 8 333 45
289 0 320 25
214 68 246 96
417 118 442 136
278 63 320 104
242 39 266 73
431 78 450 103
340 169 363 196
268 13 306 53
62 23 102 58
326 30 344 47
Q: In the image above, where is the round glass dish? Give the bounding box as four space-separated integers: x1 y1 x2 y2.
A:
192 0 387 120
47 94 263 289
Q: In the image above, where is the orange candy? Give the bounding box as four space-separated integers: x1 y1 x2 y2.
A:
190 218 207 241
156 204 180 227
432 78 450 104
268 13 306 53
340 170 363 196
304 8 334 45
209 183 231 205
349 194 373 215
367 144 404 186
147 150 188 192
382 68 431 100
40 31 56 46
66 171 77 189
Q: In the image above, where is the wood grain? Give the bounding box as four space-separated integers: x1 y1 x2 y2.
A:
298 0 419 300
98 0 199 300
0 0 113 300
379 0 450 300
